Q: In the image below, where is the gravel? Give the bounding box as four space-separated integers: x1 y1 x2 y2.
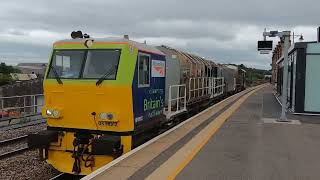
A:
0 150 60 180
0 123 61 180
0 123 46 141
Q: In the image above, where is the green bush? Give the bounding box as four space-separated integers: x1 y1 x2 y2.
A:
0 62 20 86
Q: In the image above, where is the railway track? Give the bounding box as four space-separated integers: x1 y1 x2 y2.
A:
0 135 29 159
0 135 28 145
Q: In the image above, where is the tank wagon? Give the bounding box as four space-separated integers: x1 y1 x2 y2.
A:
28 33 245 175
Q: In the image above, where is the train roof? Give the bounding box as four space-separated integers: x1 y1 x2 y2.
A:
157 45 218 67
225 64 238 70
53 37 165 56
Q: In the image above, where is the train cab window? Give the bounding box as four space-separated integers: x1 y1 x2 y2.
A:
48 50 121 80
138 53 150 87
82 50 120 79
56 55 71 70
48 50 85 79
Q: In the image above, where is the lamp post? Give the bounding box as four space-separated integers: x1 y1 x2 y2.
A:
292 32 304 44
262 30 291 122
280 32 290 122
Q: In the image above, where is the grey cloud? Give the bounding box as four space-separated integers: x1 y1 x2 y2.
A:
0 0 319 69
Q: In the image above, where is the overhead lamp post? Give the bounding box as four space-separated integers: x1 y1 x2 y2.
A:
261 30 291 122
292 32 304 43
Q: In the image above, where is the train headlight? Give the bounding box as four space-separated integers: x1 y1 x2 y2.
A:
84 39 94 48
52 110 60 118
99 112 114 121
46 109 53 116
45 109 61 118
107 113 114 120
99 112 107 120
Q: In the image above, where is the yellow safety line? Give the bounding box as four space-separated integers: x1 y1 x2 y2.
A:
165 85 265 180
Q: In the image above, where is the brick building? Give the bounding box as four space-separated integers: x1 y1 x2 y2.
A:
271 42 282 84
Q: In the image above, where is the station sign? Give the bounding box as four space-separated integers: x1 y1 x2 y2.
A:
317 27 320 43
257 40 273 51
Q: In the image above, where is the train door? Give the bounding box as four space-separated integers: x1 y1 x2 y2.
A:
132 51 166 134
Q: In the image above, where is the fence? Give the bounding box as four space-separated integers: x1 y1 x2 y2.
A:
0 94 44 121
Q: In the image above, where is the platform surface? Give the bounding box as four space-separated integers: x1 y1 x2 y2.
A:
84 85 320 180
177 85 320 180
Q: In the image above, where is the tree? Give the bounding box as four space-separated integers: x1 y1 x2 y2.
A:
0 62 21 86
0 62 20 73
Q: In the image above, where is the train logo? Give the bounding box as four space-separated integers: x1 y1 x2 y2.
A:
152 60 165 77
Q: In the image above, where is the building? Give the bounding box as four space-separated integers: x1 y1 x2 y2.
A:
271 42 282 84
10 73 38 81
15 63 47 76
276 41 320 114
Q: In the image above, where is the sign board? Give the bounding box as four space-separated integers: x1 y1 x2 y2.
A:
318 27 320 43
152 60 165 77
257 40 273 51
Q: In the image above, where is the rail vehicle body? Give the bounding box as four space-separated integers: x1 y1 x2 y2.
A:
28 35 246 175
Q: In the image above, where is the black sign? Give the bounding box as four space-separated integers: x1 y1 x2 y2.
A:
317 27 320 43
257 41 273 51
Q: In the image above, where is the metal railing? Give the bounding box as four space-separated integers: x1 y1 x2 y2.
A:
166 85 187 119
188 77 225 100
212 77 224 97
188 77 210 100
0 94 44 121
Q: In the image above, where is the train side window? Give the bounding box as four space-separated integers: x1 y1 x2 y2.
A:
138 53 150 87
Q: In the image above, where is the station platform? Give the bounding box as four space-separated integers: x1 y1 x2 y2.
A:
83 84 320 180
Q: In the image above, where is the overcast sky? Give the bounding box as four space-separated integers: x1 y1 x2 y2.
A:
0 0 318 69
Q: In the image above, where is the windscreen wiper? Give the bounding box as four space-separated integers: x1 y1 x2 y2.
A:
50 65 63 84
96 66 117 86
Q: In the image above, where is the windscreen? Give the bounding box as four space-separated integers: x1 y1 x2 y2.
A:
82 50 120 79
48 50 85 79
47 49 121 79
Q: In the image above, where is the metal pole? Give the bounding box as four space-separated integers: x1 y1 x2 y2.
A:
279 31 291 122
33 95 36 113
176 86 179 111
168 86 172 118
292 32 295 44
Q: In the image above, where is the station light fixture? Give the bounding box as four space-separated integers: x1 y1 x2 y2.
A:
292 32 304 43
299 34 304 41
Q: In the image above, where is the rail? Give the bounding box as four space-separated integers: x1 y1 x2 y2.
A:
0 135 28 146
0 135 29 159
0 147 29 159
166 84 187 119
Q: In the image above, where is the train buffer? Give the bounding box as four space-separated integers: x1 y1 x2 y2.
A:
82 84 320 180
